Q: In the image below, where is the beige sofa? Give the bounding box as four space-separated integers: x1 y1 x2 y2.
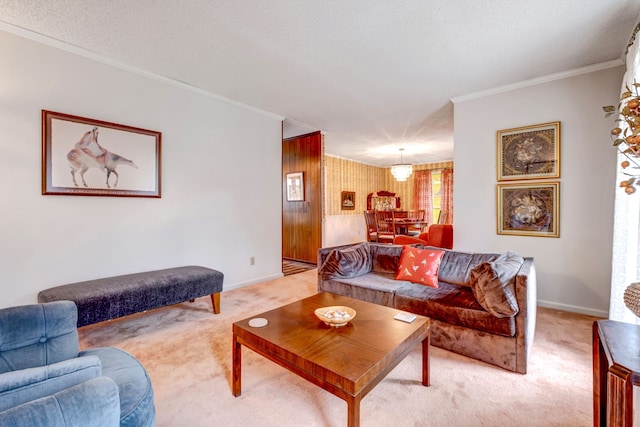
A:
317 242 537 374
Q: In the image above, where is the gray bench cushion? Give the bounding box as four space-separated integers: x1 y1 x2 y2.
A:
38 266 223 327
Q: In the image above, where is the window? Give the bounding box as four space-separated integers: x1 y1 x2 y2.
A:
414 169 444 224
431 171 442 224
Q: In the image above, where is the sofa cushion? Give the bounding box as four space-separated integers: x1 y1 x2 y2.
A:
470 252 524 318
320 242 372 280
0 356 102 412
395 246 444 288
371 244 404 274
437 250 500 287
394 282 516 337
320 272 410 307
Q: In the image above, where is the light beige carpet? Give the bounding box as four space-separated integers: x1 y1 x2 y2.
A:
78 269 599 427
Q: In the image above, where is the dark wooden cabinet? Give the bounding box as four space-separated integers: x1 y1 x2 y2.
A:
593 319 640 426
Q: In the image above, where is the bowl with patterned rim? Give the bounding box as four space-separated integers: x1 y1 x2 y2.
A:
314 306 356 327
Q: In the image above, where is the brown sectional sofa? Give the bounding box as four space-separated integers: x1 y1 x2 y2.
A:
317 242 537 374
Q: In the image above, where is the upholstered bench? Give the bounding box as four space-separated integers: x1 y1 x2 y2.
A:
38 266 224 327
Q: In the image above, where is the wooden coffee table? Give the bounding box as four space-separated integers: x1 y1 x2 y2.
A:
232 292 430 427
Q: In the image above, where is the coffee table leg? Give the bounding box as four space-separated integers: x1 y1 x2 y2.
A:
347 395 361 427
232 333 242 396
422 334 430 386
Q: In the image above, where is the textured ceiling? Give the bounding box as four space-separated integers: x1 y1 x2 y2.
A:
1 1 639 166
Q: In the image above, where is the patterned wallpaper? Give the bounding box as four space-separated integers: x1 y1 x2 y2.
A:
324 155 453 216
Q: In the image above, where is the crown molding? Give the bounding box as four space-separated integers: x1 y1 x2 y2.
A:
451 59 624 103
0 21 284 121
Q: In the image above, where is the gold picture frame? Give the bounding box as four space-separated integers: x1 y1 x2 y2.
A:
497 122 560 181
497 182 559 238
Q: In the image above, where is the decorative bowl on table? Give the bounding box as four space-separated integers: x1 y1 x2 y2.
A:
314 306 356 327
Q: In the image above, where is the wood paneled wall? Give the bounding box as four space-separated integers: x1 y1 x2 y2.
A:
282 131 323 263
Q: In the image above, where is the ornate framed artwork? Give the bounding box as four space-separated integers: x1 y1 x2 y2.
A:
497 122 560 181
497 181 559 237
42 110 161 197
341 191 355 210
286 172 304 201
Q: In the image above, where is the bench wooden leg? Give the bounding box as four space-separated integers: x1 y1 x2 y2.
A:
211 293 221 314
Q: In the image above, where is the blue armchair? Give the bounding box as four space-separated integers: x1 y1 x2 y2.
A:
0 301 155 427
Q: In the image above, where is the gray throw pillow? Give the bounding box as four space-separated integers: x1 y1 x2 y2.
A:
321 242 372 280
469 252 524 318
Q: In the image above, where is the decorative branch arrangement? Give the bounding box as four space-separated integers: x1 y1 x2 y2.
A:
605 81 640 195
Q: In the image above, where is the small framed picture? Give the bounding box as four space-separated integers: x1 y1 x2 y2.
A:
341 191 355 210
497 122 560 181
286 172 304 201
497 182 559 237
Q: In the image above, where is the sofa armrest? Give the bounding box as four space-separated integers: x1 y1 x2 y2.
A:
0 356 102 412
0 376 120 427
317 243 368 268
317 243 374 291
514 257 537 374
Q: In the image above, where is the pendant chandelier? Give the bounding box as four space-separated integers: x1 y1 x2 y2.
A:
390 148 413 182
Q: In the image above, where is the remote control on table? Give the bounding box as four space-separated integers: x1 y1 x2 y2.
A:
394 312 416 323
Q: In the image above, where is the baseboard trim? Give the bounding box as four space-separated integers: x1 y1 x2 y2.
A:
538 299 608 318
222 273 285 293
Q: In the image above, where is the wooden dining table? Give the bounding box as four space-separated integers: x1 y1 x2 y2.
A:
388 218 429 235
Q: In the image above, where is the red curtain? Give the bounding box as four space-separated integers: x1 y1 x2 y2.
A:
413 170 433 221
441 168 454 224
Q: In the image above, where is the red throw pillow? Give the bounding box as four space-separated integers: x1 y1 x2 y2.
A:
395 246 444 287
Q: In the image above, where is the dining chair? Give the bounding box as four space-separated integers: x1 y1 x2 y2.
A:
374 210 396 244
438 211 449 225
406 210 427 235
419 224 453 249
363 210 378 242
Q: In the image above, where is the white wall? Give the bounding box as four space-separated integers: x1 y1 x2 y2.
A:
323 215 365 248
454 65 623 317
0 29 284 308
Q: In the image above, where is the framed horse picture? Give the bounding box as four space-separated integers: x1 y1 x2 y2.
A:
42 110 161 197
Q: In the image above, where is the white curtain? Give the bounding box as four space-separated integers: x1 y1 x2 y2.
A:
610 23 640 323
